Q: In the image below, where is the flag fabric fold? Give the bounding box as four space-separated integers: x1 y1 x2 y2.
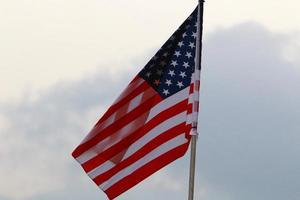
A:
72 6 200 199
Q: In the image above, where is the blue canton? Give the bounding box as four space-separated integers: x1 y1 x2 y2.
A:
139 8 198 98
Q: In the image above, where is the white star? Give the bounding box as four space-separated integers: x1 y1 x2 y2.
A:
168 70 175 77
179 71 187 78
156 69 163 75
149 64 155 68
170 36 176 41
178 41 184 47
182 32 187 38
185 52 192 59
163 89 170 96
177 81 184 88
160 61 167 67
171 60 178 67
185 24 191 29
163 52 169 57
183 62 190 68
165 79 172 86
174 51 181 57
192 32 197 38
145 72 152 77
189 42 195 49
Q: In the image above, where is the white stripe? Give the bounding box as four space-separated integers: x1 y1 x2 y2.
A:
81 112 116 144
127 92 143 113
188 92 194 104
82 82 189 148
97 88 154 133
93 90 146 134
147 87 189 121
190 70 201 127
100 134 188 190
127 87 154 113
78 89 187 163
123 111 187 160
96 112 116 132
86 111 187 178
113 78 145 105
190 72 195 86
81 82 151 146
188 91 199 103
77 113 148 164
88 161 115 179
186 113 193 125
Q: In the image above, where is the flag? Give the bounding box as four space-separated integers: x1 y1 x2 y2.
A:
72 6 200 199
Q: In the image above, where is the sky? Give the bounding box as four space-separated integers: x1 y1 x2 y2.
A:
0 0 300 200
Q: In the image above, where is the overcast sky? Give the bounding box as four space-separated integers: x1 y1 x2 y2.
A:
0 0 299 200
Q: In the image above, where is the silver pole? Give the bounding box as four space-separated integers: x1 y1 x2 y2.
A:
188 1 204 200
188 135 198 200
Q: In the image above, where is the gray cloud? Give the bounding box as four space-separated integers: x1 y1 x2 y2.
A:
0 68 135 199
0 22 299 200
0 196 10 200
198 22 300 200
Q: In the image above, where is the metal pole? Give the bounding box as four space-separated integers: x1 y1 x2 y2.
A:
188 1 204 200
188 135 198 200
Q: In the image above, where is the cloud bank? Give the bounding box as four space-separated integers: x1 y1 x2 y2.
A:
0 22 299 200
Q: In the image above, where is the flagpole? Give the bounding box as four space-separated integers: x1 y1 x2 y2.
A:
188 1 204 200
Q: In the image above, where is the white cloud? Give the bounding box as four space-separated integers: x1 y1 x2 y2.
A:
0 110 71 199
281 32 300 65
0 22 299 200
144 170 184 192
1 0 299 102
0 115 10 132
0 68 126 199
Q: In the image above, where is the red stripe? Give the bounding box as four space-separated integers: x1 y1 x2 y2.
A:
104 142 190 200
78 79 150 146
187 103 193 114
80 99 189 172
109 88 157 163
194 101 199 112
114 76 143 105
185 124 192 139
129 76 140 84
113 87 155 123
95 87 156 137
195 80 200 91
114 102 130 124
189 83 194 94
72 94 162 158
113 78 146 107
96 81 150 125
93 123 188 185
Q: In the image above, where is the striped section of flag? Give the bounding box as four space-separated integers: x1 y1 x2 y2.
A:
72 6 199 200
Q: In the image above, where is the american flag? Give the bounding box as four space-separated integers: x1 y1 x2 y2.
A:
72 6 200 199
